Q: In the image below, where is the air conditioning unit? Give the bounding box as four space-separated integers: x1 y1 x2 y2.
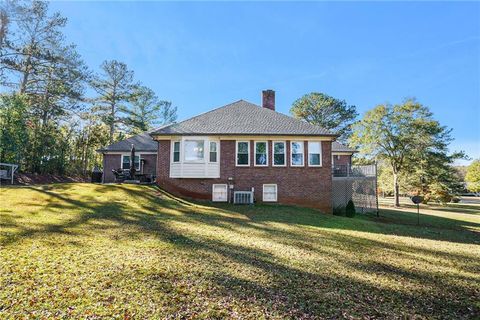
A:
234 191 254 205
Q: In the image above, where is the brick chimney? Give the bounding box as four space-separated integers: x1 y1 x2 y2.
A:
262 90 275 111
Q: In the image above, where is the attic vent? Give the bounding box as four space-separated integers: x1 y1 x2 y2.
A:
234 191 254 205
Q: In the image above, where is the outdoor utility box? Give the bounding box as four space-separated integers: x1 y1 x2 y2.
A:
91 167 103 183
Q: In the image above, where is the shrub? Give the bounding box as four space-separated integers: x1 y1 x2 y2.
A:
346 199 356 218
333 205 345 216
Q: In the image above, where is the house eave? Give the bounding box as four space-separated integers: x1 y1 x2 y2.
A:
150 133 338 140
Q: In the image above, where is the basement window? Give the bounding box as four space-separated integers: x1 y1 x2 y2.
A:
263 184 278 202
212 184 228 202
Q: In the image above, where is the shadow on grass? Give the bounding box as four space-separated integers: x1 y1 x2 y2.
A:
1 184 479 318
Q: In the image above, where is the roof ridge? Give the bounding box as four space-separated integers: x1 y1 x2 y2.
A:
244 101 336 135
151 99 337 136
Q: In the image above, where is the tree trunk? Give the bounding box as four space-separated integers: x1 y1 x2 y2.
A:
393 172 400 207
19 51 32 94
109 103 115 144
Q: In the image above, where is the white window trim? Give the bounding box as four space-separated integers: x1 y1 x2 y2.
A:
263 184 278 202
208 141 219 163
308 141 323 167
212 184 228 202
254 141 269 167
172 140 181 163
183 139 206 163
236 141 250 167
290 141 305 167
121 154 141 171
272 141 286 167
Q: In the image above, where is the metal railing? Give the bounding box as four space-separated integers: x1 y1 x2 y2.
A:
332 164 376 178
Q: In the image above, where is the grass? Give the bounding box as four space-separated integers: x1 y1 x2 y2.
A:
0 184 479 319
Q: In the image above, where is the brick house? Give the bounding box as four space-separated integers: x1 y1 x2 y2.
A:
98 90 358 212
97 131 158 183
331 141 356 168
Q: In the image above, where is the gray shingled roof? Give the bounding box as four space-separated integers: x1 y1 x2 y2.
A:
97 131 157 152
151 100 336 136
332 141 357 153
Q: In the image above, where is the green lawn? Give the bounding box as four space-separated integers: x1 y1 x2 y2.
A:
1 184 479 319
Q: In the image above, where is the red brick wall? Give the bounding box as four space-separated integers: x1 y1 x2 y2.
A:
141 154 157 176
332 154 352 167
156 139 333 213
102 153 157 183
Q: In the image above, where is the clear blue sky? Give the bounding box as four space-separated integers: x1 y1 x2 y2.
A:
51 1 480 164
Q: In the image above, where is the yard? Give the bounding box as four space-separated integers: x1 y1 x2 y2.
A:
0 184 479 319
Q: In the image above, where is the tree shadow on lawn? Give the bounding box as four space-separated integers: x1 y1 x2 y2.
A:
104 184 480 246
364 207 480 236
379 200 480 214
184 235 478 319
2 184 479 318
202 205 480 246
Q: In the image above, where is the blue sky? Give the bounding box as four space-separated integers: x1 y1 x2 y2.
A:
51 1 480 164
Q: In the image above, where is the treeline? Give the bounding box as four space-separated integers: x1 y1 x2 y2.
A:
0 1 177 176
290 93 467 205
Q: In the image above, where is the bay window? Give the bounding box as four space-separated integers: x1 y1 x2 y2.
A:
236 141 250 166
255 141 268 166
169 137 220 178
308 142 322 166
209 141 218 163
184 140 204 162
273 141 286 166
173 141 180 162
291 141 304 166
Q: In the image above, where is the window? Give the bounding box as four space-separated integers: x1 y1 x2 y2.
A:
184 140 204 162
173 141 180 162
308 141 322 166
236 141 250 166
291 141 304 166
209 141 218 163
122 155 140 170
212 184 228 202
255 141 268 166
263 184 277 202
273 142 286 166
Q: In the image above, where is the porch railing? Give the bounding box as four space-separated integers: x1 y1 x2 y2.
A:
332 164 376 178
